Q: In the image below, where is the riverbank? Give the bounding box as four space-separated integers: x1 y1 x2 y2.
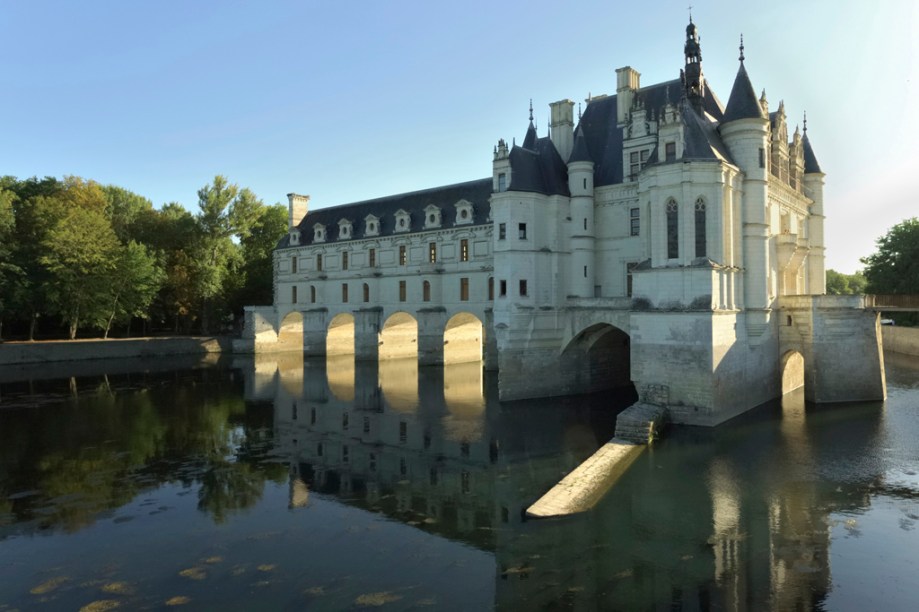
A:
0 336 232 367
882 325 919 357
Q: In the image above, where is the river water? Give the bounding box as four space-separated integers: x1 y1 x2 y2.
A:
0 352 917 610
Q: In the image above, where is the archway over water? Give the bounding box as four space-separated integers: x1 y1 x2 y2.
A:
444 312 483 365
327 313 355 356
560 323 634 395
278 311 304 352
379 312 417 360
781 350 805 395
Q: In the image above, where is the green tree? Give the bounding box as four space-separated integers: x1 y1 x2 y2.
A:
0 188 22 339
233 202 288 311
861 218 919 294
39 179 121 339
826 269 867 295
102 184 154 242
193 176 262 333
101 241 165 338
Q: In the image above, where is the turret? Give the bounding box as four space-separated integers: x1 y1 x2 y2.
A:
493 138 511 193
802 115 826 294
682 17 705 107
568 127 596 297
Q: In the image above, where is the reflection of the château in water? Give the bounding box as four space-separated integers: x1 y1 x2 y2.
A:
249 353 893 610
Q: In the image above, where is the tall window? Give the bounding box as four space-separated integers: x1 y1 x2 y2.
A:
498 223 506 240
630 207 640 236
460 239 469 262
291 286 297 303
363 283 370 303
518 223 527 239
460 277 469 301
310 285 316 303
369 248 376 267
665 142 676 162
629 149 650 178
399 280 406 302
666 200 679 259
488 277 494 300
694 198 706 258
423 280 431 302
291 256 298 274
498 173 506 192
519 279 528 296
399 245 406 266
500 280 507 296
627 262 639 297
342 283 348 303
429 242 437 263
342 251 349 270
316 254 323 271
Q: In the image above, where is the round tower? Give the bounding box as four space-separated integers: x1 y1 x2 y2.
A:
567 127 595 297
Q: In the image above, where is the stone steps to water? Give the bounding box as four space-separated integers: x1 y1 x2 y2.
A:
614 402 669 444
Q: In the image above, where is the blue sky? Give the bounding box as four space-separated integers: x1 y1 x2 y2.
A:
2 0 916 273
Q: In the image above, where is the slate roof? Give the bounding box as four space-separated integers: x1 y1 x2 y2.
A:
277 178 493 249
510 78 730 191
722 62 765 123
802 133 822 174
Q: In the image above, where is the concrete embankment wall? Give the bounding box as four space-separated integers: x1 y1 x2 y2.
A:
883 326 919 357
0 336 232 367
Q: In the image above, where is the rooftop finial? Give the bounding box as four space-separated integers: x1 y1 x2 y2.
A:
739 34 745 62
688 4 693 23
529 99 533 122
578 102 582 120
803 111 808 134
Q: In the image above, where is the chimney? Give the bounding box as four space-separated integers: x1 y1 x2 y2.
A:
549 99 575 161
616 66 641 125
287 193 309 230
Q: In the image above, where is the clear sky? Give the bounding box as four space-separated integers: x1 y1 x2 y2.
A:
2 0 916 273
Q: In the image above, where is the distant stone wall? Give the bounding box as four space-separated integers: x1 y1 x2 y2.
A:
883 326 919 357
0 336 231 366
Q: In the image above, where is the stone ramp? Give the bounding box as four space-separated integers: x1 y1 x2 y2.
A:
526 439 645 518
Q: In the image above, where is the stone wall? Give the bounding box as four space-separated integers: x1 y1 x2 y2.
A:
883 326 919 357
0 336 231 366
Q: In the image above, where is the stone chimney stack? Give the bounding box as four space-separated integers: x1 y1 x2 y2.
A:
616 67 641 125
287 193 309 231
549 99 575 161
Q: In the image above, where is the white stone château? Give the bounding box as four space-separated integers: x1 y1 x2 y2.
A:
240 19 885 426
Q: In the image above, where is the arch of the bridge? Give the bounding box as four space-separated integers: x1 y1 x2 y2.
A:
278 310 304 351
559 320 634 394
780 349 805 395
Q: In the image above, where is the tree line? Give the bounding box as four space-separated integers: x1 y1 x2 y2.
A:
0 175 287 340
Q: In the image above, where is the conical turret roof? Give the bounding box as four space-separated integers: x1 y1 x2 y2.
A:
722 62 765 123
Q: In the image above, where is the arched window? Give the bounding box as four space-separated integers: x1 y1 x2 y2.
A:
666 199 679 259
423 280 431 302
694 198 706 258
362 283 370 303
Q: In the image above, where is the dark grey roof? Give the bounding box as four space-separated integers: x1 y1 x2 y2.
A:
507 125 571 196
681 100 735 163
277 178 493 249
802 133 822 174
568 125 592 163
722 62 765 123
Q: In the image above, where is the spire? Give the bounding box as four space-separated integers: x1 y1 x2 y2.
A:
523 99 538 149
683 15 705 105
722 44 765 123
568 125 592 163
802 113 822 173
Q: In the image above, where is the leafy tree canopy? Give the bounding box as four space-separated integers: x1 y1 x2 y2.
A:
861 218 919 294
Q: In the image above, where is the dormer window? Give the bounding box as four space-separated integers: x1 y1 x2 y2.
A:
338 219 352 240
313 223 326 243
424 204 442 229
289 228 301 246
454 199 474 225
394 209 411 233
628 149 650 179
364 214 380 237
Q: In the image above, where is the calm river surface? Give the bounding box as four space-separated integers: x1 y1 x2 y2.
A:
1 352 917 610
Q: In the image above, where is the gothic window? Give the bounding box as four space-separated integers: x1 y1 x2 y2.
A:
423 280 431 302
363 283 370 303
666 199 679 259
630 207 640 236
694 199 706 258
